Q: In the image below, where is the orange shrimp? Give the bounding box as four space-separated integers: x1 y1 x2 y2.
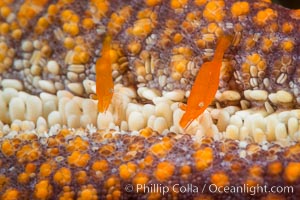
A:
179 35 232 129
95 35 114 113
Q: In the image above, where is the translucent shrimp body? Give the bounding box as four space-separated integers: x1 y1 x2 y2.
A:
95 35 114 113
180 35 232 129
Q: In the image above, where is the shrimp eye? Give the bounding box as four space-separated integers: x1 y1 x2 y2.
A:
198 102 204 108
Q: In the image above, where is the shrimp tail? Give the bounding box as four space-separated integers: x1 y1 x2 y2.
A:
180 113 196 131
179 107 205 130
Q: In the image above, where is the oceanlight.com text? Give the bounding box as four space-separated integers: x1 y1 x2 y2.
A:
124 183 294 196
